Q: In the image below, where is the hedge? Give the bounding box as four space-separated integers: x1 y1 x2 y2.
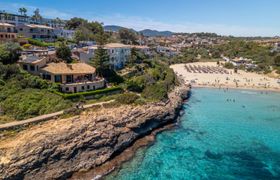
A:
27 38 55 47
52 86 123 99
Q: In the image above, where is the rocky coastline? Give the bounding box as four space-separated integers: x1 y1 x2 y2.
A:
0 84 190 180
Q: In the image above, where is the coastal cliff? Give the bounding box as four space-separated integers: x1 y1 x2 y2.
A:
0 84 189 180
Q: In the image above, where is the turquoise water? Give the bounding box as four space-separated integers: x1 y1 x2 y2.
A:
106 88 280 180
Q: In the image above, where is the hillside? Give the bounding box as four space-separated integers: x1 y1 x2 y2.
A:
104 25 174 37
139 29 173 37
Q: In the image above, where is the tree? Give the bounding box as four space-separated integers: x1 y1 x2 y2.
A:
90 46 110 77
18 7 27 16
274 55 280 66
22 8 27 16
118 28 138 45
65 17 88 30
74 26 94 43
56 42 72 63
0 43 21 65
32 8 42 22
18 8 23 15
128 48 138 65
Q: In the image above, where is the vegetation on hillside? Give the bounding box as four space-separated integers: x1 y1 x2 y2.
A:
170 40 280 73
56 42 72 63
126 60 177 101
0 63 71 121
0 43 21 64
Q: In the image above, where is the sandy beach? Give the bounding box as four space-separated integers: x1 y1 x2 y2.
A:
171 62 280 92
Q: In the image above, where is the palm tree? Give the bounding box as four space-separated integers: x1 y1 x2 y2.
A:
18 8 23 15
22 8 27 16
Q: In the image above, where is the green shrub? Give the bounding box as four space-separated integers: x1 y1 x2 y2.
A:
27 38 54 47
116 93 139 104
22 43 32 49
142 82 168 101
54 87 123 99
0 89 71 120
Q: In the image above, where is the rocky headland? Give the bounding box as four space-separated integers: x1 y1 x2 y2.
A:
0 84 189 180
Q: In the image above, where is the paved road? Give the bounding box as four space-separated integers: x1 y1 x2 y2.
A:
0 100 115 131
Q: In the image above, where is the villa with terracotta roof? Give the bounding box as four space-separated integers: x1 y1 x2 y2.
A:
19 51 105 93
0 23 17 42
41 62 105 93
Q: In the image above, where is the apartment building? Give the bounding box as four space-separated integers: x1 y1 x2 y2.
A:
0 23 17 42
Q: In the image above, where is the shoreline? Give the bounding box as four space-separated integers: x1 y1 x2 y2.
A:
171 62 280 94
69 96 189 180
192 84 280 93
0 84 190 179
70 123 179 180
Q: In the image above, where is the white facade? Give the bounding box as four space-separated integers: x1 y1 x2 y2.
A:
77 43 131 69
156 46 178 57
54 28 75 40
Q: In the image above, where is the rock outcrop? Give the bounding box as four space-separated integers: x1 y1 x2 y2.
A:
0 85 189 180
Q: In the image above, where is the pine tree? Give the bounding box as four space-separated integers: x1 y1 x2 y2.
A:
91 46 109 77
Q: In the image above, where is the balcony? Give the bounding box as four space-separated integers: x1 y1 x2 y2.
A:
60 79 105 93
0 29 17 33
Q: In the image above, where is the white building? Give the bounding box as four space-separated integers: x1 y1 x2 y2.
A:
131 45 152 56
156 46 178 57
0 12 65 28
54 28 75 40
75 43 131 69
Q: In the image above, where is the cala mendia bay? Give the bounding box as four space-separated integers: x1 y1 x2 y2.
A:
0 0 280 179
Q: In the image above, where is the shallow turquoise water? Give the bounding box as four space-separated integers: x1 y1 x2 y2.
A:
106 88 280 180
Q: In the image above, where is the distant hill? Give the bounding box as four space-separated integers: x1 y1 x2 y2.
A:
104 25 174 37
139 29 173 37
104 25 136 33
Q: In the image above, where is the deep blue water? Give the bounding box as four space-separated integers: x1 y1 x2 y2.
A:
106 88 280 180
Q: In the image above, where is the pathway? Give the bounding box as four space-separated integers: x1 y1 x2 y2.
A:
0 100 115 131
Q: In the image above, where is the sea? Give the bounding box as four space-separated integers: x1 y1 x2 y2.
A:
105 88 280 180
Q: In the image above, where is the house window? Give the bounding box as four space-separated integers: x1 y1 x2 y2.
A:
66 75 73 83
43 74 51 80
22 64 28 70
54 75 62 83
81 86 85 90
87 85 90 90
19 28 23 31
30 65 35 71
65 87 69 92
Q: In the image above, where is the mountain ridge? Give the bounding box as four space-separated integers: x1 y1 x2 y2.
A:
104 25 174 37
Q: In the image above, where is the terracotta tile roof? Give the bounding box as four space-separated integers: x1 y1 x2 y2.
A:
41 62 96 75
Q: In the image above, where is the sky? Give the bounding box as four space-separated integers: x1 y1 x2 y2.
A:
0 0 279 37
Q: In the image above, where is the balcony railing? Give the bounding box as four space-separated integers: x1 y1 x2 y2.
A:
0 30 17 33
